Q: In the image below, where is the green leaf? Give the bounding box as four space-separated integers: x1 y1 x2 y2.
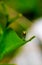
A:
0 29 25 60
0 25 3 43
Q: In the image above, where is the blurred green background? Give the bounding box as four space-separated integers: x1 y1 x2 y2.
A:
3 0 42 20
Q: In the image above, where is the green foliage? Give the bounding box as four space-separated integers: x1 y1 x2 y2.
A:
3 0 42 19
0 2 25 60
0 2 35 61
3 0 38 13
0 29 25 60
